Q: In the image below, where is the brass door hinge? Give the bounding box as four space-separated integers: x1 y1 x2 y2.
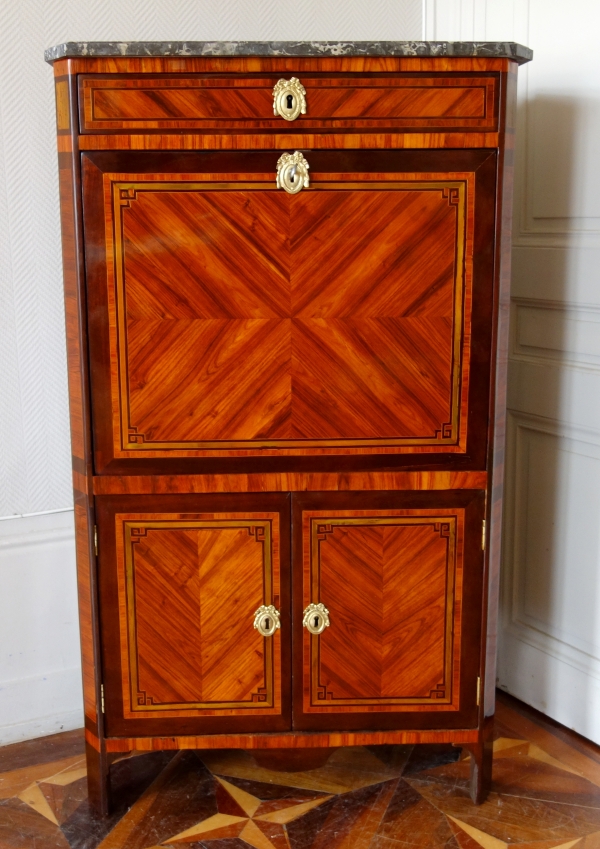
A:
476 676 481 706
94 525 98 557
482 519 486 551
100 684 105 714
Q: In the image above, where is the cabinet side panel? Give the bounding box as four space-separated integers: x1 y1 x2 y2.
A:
484 66 518 717
56 63 102 736
74 497 97 727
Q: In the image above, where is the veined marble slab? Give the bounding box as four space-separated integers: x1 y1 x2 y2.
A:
45 40 532 64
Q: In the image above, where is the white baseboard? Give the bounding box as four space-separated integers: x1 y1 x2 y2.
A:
0 509 84 746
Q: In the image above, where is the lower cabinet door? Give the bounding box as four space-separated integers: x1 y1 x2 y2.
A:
96 494 290 736
292 491 485 731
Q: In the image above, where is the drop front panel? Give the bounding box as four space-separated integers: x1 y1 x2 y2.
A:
84 149 496 469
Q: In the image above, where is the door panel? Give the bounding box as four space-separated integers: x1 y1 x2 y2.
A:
83 150 496 472
292 491 485 730
97 493 290 736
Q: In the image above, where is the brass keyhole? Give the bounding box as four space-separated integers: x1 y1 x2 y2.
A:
253 605 281 637
302 602 330 635
272 78 306 121
276 152 309 194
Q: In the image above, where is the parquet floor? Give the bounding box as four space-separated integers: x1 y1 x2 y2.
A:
1 694 600 848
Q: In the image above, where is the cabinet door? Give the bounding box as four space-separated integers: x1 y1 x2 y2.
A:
96 494 290 736
292 491 485 731
83 149 496 473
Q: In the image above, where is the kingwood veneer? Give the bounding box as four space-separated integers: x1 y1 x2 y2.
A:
47 41 531 815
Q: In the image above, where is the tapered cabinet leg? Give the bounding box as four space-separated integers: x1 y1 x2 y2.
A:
85 740 111 817
458 718 493 804
467 738 493 804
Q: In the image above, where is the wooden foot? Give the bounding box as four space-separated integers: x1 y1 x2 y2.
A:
251 747 334 772
457 719 493 804
466 738 493 804
85 740 111 816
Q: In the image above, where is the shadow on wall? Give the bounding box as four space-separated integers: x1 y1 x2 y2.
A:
499 93 600 741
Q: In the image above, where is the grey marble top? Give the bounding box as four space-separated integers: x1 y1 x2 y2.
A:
45 40 532 64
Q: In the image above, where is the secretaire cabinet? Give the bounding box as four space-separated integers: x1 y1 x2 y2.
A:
47 40 532 815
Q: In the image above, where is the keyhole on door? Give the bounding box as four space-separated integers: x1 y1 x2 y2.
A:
264 617 271 630
313 615 320 629
286 93 294 110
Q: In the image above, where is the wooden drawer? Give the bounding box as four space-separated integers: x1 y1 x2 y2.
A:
79 73 499 132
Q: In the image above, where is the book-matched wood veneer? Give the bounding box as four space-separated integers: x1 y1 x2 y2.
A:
293 491 485 731
97 493 291 738
50 51 523 815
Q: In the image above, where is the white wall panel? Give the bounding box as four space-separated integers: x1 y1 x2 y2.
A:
498 413 600 741
508 359 600 432
511 423 600 661
514 301 600 367
497 631 600 742
515 0 600 245
512 247 600 303
530 99 600 225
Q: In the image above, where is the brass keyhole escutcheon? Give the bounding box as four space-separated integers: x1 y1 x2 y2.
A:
272 77 307 121
253 604 281 637
276 151 310 194
303 602 330 635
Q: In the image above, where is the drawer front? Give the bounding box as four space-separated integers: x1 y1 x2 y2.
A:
292 491 485 731
97 493 291 737
79 73 498 132
84 149 496 472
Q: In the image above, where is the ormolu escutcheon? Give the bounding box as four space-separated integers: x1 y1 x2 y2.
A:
276 151 310 194
302 602 330 635
253 604 281 637
272 77 307 121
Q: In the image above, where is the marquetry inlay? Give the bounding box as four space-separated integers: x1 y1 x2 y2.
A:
103 172 474 457
302 509 465 714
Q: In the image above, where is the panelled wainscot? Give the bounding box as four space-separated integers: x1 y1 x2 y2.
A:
47 40 532 815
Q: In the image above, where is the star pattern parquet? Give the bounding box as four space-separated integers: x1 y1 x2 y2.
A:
1 697 600 849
